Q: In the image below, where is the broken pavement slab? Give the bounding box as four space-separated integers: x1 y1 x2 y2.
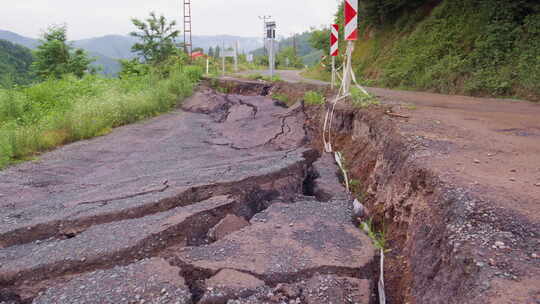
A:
199 269 266 304
0 196 237 286
32 258 192 304
207 214 250 242
174 199 375 283
309 153 349 202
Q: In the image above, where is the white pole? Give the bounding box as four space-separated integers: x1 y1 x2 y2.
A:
206 57 209 75
222 42 225 76
331 56 336 90
343 41 354 94
234 41 239 72
269 39 274 78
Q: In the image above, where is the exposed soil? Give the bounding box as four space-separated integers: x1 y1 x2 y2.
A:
300 83 540 303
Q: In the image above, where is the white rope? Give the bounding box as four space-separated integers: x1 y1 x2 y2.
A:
320 39 386 304
379 249 386 304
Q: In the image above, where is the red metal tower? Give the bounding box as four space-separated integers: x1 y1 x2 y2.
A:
183 0 193 56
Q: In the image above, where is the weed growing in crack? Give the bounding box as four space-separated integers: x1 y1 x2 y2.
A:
333 150 389 253
304 91 325 106
350 87 380 108
361 218 391 253
216 86 229 94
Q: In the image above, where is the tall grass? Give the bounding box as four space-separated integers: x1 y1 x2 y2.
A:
348 0 540 101
0 64 202 169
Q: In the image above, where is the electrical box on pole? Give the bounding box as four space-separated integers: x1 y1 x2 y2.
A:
265 21 276 78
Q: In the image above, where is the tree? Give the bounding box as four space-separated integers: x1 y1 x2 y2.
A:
277 46 303 68
214 45 221 59
309 27 331 54
130 12 180 64
32 25 93 79
208 47 215 57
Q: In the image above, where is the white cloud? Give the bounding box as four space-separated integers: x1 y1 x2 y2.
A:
0 0 340 39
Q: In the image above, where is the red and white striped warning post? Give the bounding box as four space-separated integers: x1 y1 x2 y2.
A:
330 24 339 56
342 0 359 93
344 0 358 41
330 24 339 89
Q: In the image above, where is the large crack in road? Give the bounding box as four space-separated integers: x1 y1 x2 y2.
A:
0 81 376 304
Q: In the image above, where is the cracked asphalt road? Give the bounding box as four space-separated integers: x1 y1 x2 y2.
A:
0 81 375 304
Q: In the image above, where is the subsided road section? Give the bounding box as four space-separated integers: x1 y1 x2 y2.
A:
0 83 376 303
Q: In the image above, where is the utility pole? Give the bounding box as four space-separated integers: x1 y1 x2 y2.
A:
183 0 193 57
293 33 297 57
258 15 271 56
222 41 225 76
265 21 276 78
234 41 239 72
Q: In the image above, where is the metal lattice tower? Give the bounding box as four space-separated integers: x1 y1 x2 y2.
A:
183 0 193 56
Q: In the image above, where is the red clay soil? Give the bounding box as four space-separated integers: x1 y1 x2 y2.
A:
302 84 540 303
372 88 540 304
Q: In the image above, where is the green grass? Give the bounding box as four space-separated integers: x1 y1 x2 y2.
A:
244 73 264 81
303 91 325 106
0 64 203 169
350 87 380 108
361 218 390 252
350 0 540 101
301 66 331 82
271 93 289 104
261 74 282 82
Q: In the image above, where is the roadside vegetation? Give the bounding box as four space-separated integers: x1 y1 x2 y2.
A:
307 0 540 101
303 90 325 105
350 87 379 108
0 13 202 169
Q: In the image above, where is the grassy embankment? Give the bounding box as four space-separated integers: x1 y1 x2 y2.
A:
305 0 540 101
0 65 202 168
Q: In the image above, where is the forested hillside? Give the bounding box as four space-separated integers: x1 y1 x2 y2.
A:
330 0 540 101
252 31 322 66
0 39 34 86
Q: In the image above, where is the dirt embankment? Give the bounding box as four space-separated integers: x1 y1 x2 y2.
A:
302 100 540 303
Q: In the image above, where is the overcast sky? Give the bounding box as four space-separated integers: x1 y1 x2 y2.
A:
0 0 340 39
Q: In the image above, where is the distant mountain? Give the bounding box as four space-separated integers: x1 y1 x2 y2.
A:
73 35 138 60
0 30 121 76
250 31 320 66
0 39 35 86
0 30 40 49
72 34 263 59
191 35 262 53
0 30 263 76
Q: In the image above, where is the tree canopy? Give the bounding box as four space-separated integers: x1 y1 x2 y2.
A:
32 25 94 80
0 39 35 87
130 12 180 64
